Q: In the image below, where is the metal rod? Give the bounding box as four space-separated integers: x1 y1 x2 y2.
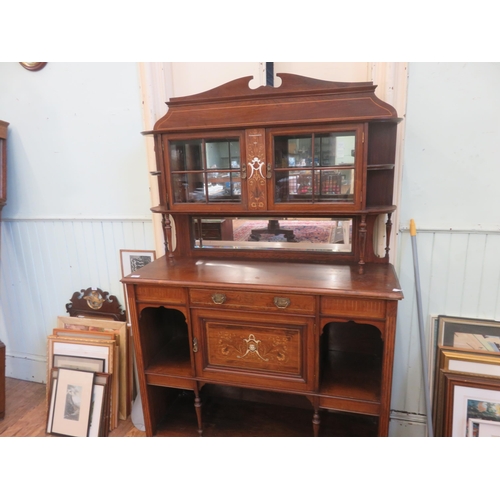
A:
410 219 434 437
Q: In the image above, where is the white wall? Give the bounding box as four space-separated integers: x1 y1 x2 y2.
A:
0 63 154 381
393 62 500 436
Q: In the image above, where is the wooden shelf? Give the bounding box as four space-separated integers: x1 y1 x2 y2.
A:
319 350 381 415
145 336 192 379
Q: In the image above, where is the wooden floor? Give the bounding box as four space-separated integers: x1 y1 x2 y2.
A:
0 377 378 437
0 377 144 437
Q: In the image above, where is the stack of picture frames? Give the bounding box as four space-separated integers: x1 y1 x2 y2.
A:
433 315 500 437
46 319 126 437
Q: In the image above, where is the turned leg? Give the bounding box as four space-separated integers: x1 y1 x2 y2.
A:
312 409 320 437
194 386 203 436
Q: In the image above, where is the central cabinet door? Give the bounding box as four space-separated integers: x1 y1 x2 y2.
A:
191 308 315 392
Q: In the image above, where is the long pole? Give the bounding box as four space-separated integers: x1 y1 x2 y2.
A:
410 219 434 437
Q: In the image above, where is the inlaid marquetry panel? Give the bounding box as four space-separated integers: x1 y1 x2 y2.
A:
321 297 386 319
204 321 302 375
245 128 267 210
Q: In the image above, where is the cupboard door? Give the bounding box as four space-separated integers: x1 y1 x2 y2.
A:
164 132 246 211
267 124 365 212
192 308 315 392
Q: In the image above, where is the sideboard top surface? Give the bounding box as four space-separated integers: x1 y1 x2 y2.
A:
122 256 403 300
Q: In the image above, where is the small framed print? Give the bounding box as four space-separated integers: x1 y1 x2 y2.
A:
47 369 111 437
53 354 105 373
51 368 95 437
442 372 500 437
120 249 156 277
88 373 111 437
437 315 500 352
468 418 500 437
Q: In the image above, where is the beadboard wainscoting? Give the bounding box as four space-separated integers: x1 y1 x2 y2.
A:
391 227 500 436
0 217 155 383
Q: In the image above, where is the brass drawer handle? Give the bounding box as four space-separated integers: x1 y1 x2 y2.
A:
274 297 290 309
212 293 227 305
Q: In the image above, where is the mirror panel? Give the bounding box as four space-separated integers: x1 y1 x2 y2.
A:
192 217 352 253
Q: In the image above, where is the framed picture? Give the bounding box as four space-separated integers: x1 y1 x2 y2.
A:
433 348 500 436
468 418 500 437
47 336 118 430
120 249 156 277
47 369 111 437
437 315 500 352
88 373 112 437
442 372 500 437
55 315 130 421
53 354 105 373
51 368 95 437
48 336 114 373
52 328 116 342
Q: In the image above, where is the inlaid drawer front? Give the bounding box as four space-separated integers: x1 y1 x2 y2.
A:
189 288 315 315
204 321 302 376
135 285 185 305
320 297 386 319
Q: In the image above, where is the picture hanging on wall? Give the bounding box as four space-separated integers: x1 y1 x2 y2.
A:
120 249 156 277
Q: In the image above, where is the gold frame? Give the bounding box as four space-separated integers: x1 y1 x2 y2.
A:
47 335 118 430
55 316 129 421
433 348 500 436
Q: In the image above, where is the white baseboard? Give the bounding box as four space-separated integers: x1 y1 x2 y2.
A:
389 410 428 437
5 353 47 384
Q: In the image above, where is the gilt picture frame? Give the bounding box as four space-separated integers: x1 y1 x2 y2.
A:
433 348 500 436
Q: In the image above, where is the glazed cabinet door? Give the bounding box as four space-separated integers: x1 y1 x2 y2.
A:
267 124 366 212
191 308 315 392
162 131 247 212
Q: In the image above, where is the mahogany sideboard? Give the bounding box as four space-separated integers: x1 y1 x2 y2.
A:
123 74 404 436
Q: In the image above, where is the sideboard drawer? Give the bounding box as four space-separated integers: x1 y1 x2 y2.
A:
135 285 186 305
321 297 386 320
189 288 315 315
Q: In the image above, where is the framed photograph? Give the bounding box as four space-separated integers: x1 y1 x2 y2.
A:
437 315 500 352
433 348 500 436
53 354 105 373
51 368 95 437
55 315 130 421
120 249 156 277
442 372 500 437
